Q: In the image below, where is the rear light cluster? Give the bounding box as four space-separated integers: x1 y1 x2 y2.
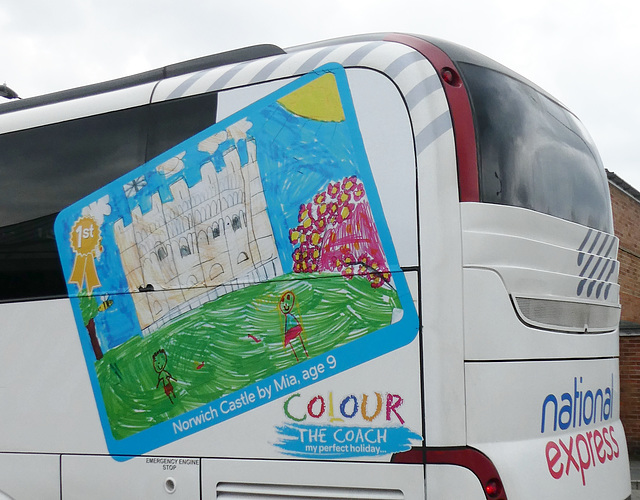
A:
392 446 507 500
484 477 504 498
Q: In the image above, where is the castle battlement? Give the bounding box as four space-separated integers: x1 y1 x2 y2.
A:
113 132 282 334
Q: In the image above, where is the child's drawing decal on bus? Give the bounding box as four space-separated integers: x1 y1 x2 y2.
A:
153 348 177 404
278 290 309 362
290 176 391 288
54 63 419 458
78 289 113 360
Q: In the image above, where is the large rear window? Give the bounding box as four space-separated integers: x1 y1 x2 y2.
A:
459 63 612 233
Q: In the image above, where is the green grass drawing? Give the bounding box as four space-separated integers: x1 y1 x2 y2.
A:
95 273 401 440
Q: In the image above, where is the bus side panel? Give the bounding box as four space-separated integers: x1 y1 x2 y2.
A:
0 300 105 454
202 459 425 498
426 464 486 500
0 453 59 500
1 39 437 497
62 455 200 499
418 127 467 446
466 358 631 500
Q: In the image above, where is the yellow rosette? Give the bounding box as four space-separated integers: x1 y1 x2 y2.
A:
69 216 102 293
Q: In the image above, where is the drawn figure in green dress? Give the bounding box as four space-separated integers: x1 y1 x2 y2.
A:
279 291 309 362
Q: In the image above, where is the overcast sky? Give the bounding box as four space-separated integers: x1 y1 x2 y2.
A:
1 0 638 189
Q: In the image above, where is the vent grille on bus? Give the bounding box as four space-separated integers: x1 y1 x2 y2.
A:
514 296 620 333
216 482 404 499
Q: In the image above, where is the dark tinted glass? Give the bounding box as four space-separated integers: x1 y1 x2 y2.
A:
0 92 217 301
460 63 612 233
0 107 149 227
0 214 67 301
146 93 218 160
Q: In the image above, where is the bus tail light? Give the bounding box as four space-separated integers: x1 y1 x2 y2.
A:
441 67 461 87
392 446 507 500
484 477 503 498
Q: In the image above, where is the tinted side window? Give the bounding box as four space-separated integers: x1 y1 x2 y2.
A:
0 107 148 302
460 63 612 233
0 214 66 301
0 92 217 301
146 93 218 160
0 107 148 227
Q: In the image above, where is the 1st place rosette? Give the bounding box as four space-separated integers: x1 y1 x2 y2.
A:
68 215 102 293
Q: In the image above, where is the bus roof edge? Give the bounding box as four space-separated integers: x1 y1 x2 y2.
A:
0 44 285 115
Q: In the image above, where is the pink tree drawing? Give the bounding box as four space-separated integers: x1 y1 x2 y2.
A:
289 176 391 288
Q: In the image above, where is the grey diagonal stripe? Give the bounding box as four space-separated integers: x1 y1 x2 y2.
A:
596 234 610 256
384 51 424 79
588 257 604 278
405 74 442 110
294 47 337 74
579 255 593 277
587 231 601 254
415 111 452 154
604 236 617 258
250 42 385 84
206 63 247 92
597 258 614 280
577 229 592 252
166 69 210 100
342 42 385 66
249 55 293 84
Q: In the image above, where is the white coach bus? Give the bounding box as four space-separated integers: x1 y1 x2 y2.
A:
0 33 631 500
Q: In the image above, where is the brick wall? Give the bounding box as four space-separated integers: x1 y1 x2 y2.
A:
620 336 640 456
610 179 640 457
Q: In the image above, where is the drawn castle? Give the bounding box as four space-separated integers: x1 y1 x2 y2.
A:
113 128 283 335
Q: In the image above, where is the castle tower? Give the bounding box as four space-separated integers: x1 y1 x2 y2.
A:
113 132 282 334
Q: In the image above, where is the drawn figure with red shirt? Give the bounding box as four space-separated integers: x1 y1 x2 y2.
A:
279 291 309 362
153 349 176 404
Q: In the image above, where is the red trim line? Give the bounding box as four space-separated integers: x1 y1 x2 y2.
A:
384 33 480 202
392 446 507 499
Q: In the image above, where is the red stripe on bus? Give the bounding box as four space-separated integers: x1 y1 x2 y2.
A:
384 33 480 202
392 446 507 499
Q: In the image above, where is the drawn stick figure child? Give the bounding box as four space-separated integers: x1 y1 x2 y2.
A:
153 349 176 404
279 290 309 362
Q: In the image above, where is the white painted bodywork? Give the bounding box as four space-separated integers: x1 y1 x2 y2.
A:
0 36 631 500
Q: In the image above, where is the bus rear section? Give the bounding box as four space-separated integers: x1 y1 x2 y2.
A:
460 204 628 499
450 45 630 499
0 33 631 499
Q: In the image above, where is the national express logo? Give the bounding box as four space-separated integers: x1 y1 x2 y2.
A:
541 375 620 486
274 389 421 458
